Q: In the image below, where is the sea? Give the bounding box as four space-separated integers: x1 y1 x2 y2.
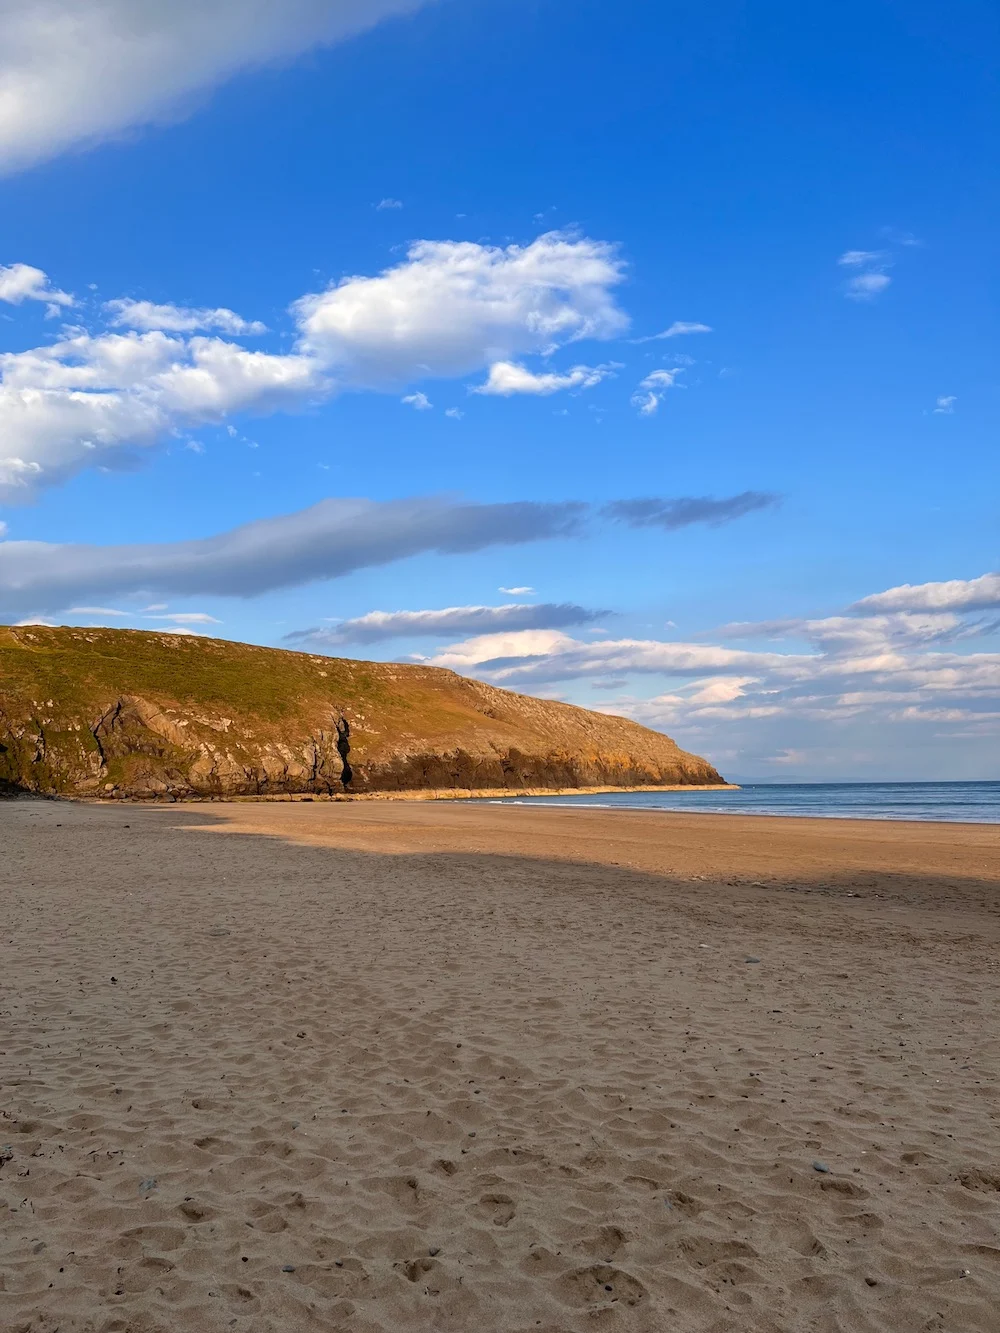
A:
477 781 1000 824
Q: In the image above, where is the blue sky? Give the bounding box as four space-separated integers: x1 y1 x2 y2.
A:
0 0 996 781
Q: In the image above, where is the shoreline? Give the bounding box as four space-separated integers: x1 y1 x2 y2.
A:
183 797 1000 893
79 780 741 805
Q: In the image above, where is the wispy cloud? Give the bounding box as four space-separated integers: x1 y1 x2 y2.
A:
838 231 920 302
499 585 534 595
837 250 884 267
880 227 922 248
604 491 780 530
933 395 956 414
631 321 712 344
287 601 607 646
375 198 404 210
845 271 891 301
401 391 432 410
719 610 980 652
630 367 683 415
145 612 221 625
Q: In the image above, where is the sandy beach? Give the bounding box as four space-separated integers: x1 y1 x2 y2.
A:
2 797 998 1333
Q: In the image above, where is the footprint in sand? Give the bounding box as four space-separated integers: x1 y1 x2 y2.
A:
556 1264 648 1308
578 1225 629 1261
474 1192 516 1225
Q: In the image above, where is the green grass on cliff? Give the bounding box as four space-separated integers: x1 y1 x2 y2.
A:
0 625 391 723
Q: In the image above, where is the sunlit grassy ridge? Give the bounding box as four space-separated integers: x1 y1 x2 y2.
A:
0 625 724 798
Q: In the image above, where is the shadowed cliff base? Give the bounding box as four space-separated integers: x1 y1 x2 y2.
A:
0 624 724 800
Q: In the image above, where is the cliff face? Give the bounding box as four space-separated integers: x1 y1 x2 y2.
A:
0 625 725 799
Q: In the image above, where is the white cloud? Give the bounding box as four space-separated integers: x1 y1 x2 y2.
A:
686 676 758 705
444 407 463 419
68 605 129 615
631 320 712 343
0 262 73 308
293 232 628 387
933 395 956 414
401 391 432 410
845 271 891 301
0 329 320 499
499 585 534 595
0 1 434 175
375 198 403 210
0 494 585 615
428 630 799 681
473 360 618 396
838 250 884 267
106 299 266 335
287 601 606 646
631 367 682 415
0 232 627 500
852 572 1000 615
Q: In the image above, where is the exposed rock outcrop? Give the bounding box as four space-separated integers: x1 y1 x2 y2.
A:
0 625 726 799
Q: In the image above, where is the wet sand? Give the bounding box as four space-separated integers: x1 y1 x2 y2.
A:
2 797 998 1332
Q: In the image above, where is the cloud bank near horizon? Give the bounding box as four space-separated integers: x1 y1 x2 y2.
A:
412 575 1000 772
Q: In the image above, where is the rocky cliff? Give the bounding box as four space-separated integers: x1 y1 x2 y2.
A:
0 625 725 799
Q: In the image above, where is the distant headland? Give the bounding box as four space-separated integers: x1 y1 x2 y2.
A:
0 625 727 801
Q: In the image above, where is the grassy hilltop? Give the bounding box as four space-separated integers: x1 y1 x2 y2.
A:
0 624 725 799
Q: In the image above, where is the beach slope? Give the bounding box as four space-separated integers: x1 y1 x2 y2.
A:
2 798 998 1332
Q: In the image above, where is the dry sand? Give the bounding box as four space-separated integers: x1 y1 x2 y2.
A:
2 797 998 1333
